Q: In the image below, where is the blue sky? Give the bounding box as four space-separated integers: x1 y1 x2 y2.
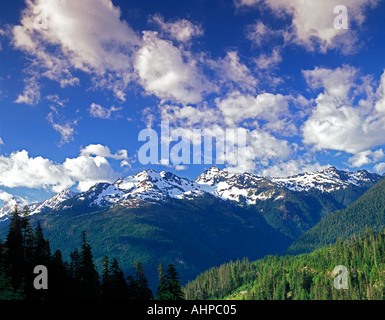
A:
1 0 385 205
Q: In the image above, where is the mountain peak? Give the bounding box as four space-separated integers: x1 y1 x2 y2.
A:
1 166 383 220
271 166 381 192
195 166 231 185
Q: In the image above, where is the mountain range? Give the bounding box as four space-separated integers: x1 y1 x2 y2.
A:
0 166 382 288
1 166 380 218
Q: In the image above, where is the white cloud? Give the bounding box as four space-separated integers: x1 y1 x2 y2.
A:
0 190 15 203
373 162 385 174
80 144 128 161
255 48 282 70
0 190 29 210
12 0 140 102
348 149 384 167
62 155 119 192
208 51 258 93
302 67 385 156
161 104 221 128
158 93 295 172
0 137 3 145
134 31 215 104
14 76 41 105
47 111 78 146
151 15 203 42
374 70 385 113
246 21 282 46
215 91 292 131
89 103 122 119
0 150 73 192
236 0 379 53
234 0 262 8
0 145 128 192
259 159 327 177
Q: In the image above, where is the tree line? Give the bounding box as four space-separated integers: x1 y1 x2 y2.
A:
0 205 184 300
184 227 385 300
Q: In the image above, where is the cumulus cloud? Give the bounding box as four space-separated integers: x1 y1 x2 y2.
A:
0 190 15 203
80 144 129 161
151 14 203 42
0 145 129 192
161 104 222 128
215 91 296 135
348 149 384 167
302 66 385 156
12 0 140 102
158 90 299 172
134 31 215 104
0 190 29 210
373 162 385 174
236 0 379 53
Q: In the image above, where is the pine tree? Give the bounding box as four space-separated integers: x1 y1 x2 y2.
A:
33 221 51 266
163 264 184 300
49 249 72 299
78 231 100 299
101 255 111 299
134 261 153 300
156 264 168 300
110 257 129 299
5 205 25 290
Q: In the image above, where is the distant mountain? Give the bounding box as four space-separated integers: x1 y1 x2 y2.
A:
0 195 23 222
0 166 381 288
1 166 380 218
287 176 385 255
271 166 380 192
0 189 77 222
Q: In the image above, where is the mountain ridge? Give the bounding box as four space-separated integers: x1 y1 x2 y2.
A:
0 166 381 220
286 175 385 255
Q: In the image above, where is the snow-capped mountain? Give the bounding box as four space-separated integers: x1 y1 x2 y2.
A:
195 167 282 204
68 169 212 210
0 189 77 221
30 189 78 214
0 195 24 222
0 166 382 218
270 166 380 192
195 166 382 204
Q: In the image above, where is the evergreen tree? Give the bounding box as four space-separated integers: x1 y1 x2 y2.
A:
110 257 129 299
49 249 72 299
5 206 25 290
101 255 111 299
78 231 100 299
156 264 168 299
33 221 51 266
133 261 153 300
162 264 184 300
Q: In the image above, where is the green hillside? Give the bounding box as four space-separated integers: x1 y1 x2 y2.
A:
184 227 385 300
287 177 385 255
0 194 291 290
0 179 375 291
